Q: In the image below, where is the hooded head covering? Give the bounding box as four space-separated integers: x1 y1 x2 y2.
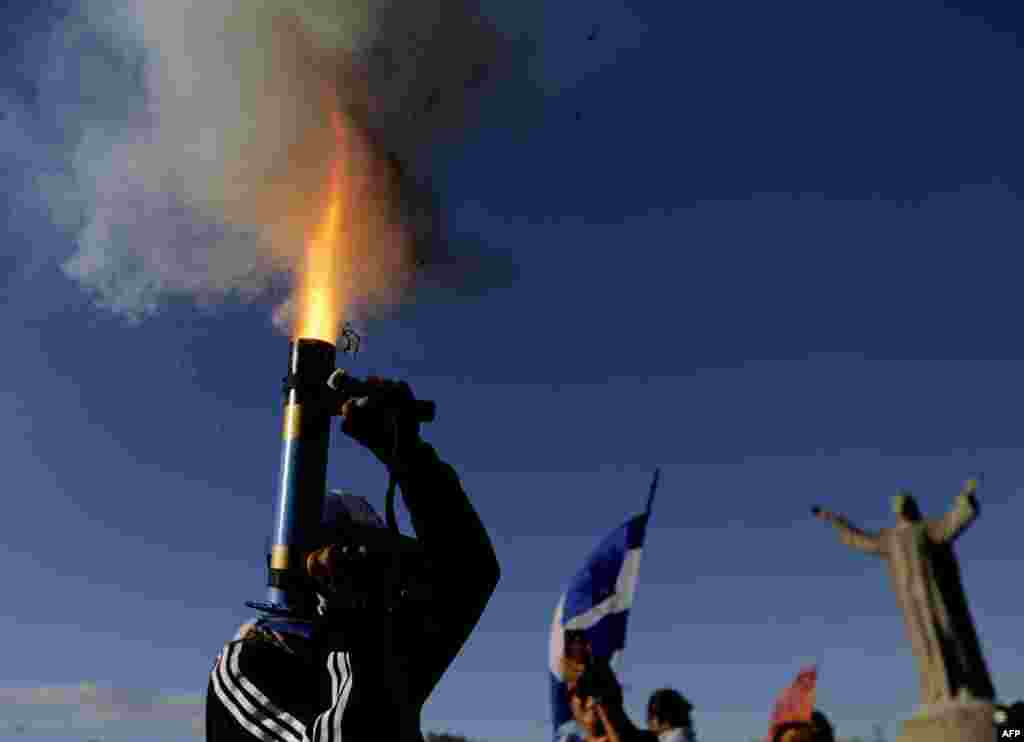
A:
323 490 386 531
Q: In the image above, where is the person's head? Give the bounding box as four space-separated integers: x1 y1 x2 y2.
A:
567 658 623 738
564 630 591 661
772 722 816 742
560 630 592 686
809 710 835 742
891 490 922 522
322 490 386 533
646 688 693 733
310 490 430 617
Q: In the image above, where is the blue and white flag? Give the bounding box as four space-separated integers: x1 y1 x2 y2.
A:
548 471 659 742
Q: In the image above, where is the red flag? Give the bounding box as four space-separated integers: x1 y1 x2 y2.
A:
766 665 817 742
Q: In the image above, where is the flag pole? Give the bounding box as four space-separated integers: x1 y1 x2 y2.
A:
619 469 661 699
645 467 661 516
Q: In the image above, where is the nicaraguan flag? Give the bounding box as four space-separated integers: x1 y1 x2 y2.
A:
548 470 659 742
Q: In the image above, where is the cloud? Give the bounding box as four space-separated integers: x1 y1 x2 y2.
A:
5 0 534 329
0 681 204 737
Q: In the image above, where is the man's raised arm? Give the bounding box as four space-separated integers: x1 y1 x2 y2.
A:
332 377 500 700
397 439 501 696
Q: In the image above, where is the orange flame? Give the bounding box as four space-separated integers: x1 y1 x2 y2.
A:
293 110 349 343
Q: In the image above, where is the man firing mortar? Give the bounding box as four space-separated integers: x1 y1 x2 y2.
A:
206 377 501 741
813 479 995 711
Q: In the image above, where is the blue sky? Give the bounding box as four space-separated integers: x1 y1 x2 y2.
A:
2 1 1024 741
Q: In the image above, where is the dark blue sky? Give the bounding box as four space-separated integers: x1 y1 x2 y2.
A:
2 1 1024 740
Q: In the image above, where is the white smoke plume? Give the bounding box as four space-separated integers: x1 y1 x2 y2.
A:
24 0 527 325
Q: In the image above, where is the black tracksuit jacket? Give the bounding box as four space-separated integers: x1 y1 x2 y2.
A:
205 442 501 742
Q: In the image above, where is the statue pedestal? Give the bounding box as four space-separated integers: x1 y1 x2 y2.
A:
897 700 997 742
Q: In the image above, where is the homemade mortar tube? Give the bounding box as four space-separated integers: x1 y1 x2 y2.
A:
261 337 336 615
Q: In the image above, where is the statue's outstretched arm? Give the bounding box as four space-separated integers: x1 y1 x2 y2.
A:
928 483 979 544
815 508 884 555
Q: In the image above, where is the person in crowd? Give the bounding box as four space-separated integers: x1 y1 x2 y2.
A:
771 721 816 742
809 710 835 742
646 687 696 742
770 709 835 742
568 658 657 742
206 377 501 742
